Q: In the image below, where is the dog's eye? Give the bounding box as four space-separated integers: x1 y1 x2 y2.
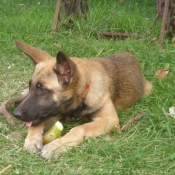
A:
36 83 42 88
35 83 50 95
41 88 48 94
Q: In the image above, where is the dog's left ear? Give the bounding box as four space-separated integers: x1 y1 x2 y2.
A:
53 51 76 85
14 40 53 64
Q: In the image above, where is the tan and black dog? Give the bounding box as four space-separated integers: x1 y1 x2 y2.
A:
13 40 152 158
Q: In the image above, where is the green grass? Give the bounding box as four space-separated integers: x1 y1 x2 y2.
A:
1 0 175 174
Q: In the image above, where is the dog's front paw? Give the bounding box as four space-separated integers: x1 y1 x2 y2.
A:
24 134 43 154
41 139 67 159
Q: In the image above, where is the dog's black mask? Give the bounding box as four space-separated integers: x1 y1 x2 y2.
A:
13 87 60 126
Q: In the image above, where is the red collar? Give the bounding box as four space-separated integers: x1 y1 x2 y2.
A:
81 82 90 102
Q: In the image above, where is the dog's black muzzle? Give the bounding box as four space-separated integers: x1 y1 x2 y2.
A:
13 108 27 121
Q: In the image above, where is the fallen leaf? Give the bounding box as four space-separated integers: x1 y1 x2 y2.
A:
152 37 158 42
172 36 175 42
128 48 134 53
155 68 169 79
169 107 175 119
19 4 25 7
53 43 61 48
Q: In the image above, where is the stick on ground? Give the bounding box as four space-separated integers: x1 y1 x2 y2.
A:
0 97 24 126
0 164 12 175
121 113 144 132
95 31 143 38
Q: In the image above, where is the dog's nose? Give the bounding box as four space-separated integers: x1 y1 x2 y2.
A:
13 109 21 118
13 109 25 120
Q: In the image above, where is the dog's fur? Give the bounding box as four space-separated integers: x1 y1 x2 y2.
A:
13 40 152 158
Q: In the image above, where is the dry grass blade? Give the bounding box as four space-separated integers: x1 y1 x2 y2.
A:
0 164 12 175
121 113 144 132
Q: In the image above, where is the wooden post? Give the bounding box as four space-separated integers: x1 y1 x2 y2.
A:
53 0 61 31
153 0 175 48
53 0 88 32
159 0 170 48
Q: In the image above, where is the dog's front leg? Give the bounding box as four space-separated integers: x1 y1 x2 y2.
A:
24 116 60 154
24 123 44 154
41 101 120 158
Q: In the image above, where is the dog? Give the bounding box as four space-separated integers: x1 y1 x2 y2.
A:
12 40 152 158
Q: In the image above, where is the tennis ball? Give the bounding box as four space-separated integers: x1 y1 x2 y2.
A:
43 121 63 144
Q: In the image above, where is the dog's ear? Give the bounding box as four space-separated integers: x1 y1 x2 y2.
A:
53 51 76 85
14 40 53 65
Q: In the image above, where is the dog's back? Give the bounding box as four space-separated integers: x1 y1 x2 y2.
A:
92 52 152 109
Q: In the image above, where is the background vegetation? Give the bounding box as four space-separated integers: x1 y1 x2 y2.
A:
1 0 175 174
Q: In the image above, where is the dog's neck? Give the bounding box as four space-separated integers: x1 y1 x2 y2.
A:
81 82 90 102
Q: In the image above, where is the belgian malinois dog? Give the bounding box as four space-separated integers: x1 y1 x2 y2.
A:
13 40 152 158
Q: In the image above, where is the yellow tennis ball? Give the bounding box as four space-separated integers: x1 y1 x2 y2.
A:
43 121 63 145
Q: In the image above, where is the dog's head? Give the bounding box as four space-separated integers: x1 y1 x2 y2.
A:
13 41 79 126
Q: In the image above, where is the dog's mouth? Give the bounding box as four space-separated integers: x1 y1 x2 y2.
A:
26 119 41 127
24 110 54 126
13 106 58 126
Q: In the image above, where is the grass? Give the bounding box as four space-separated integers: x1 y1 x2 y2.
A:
1 0 175 174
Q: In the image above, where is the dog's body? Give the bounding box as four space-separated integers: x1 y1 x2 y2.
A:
13 41 152 158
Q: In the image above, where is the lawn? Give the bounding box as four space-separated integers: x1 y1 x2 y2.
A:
1 0 175 174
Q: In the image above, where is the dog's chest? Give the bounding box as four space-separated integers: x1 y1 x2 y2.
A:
62 102 96 121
